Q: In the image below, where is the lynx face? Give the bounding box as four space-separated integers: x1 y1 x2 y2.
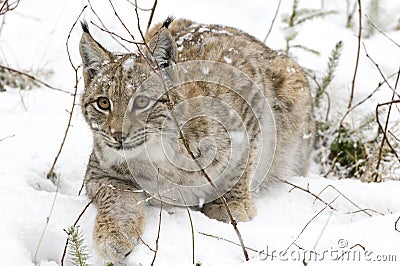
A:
80 28 177 160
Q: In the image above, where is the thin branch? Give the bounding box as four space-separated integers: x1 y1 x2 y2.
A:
151 171 163 266
336 69 399 130
107 0 136 41
347 0 362 109
35 9 87 264
130 9 250 260
90 21 144 45
88 0 130 52
199 232 261 254
61 185 106 265
313 208 334 250
373 67 400 181
0 0 20 15
317 184 373 217
284 196 338 254
146 0 158 32
34 165 62 266
345 0 357 28
338 81 382 129
0 134 15 142
178 189 195 264
0 65 70 94
124 0 154 11
344 208 384 216
363 43 400 98
134 0 147 41
47 6 87 179
263 0 281 43
281 179 337 211
365 15 400 49
135 228 156 252
389 130 400 142
375 100 400 161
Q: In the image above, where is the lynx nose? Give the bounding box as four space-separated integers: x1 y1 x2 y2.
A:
112 132 126 144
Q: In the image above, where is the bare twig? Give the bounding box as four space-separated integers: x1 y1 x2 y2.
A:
17 89 27 111
0 134 15 142
135 228 156 252
151 171 163 266
103 5 250 260
90 21 144 45
344 208 384 216
347 0 362 109
146 0 158 32
281 179 337 211
107 0 136 41
284 196 338 254
47 6 87 180
124 0 154 11
0 0 20 15
389 130 400 142
88 0 130 52
199 232 261 254
134 0 147 42
336 66 400 134
345 0 357 28
317 184 373 217
263 0 282 43
61 185 106 265
177 189 195 264
0 65 70 94
373 67 400 181
36 8 87 265
365 15 400 49
336 69 400 130
313 208 334 250
34 170 61 265
338 81 383 129
375 100 400 160
363 43 400 98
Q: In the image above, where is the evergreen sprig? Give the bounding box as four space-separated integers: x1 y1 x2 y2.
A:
66 226 91 266
315 41 343 107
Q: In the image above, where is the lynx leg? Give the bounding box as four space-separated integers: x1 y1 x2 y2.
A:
86 178 145 263
202 171 256 223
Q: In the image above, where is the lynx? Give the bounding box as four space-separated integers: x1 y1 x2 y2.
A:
79 18 314 263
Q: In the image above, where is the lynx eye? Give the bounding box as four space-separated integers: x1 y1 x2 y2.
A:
133 95 150 109
96 97 111 111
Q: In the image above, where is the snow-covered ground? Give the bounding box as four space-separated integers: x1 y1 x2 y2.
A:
1 0 400 265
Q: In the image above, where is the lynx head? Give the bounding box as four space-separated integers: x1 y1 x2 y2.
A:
79 20 177 159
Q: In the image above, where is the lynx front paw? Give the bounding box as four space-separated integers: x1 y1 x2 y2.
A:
202 199 256 223
95 229 135 263
93 211 142 263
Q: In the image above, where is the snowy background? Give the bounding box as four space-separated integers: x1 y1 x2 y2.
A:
1 0 400 265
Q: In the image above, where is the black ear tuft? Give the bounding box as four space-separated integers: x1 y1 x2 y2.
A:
146 27 177 68
162 16 175 29
81 20 90 34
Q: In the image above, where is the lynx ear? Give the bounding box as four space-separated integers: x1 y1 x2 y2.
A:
146 22 176 68
79 21 111 85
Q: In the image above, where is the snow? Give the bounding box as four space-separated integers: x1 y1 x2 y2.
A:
1 0 400 265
